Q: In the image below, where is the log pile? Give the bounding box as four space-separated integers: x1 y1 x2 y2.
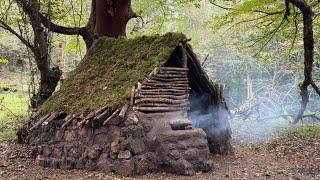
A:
133 67 190 113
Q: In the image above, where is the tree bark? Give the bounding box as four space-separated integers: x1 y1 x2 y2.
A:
285 0 319 124
95 0 136 37
17 0 62 108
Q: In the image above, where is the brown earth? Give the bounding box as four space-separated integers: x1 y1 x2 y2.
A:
0 136 319 180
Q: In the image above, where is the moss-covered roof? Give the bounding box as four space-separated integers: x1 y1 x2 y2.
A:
42 33 185 115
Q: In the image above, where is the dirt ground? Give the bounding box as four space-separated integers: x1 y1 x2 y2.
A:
0 135 319 180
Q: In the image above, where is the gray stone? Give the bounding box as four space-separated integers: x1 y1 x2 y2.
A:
52 147 63 158
70 147 83 159
128 139 145 155
110 141 120 154
97 153 111 172
43 157 51 167
108 126 121 144
60 157 76 170
87 147 101 160
79 126 93 142
50 158 61 168
176 159 195 176
117 150 132 159
94 133 108 145
75 157 86 169
55 130 64 141
85 159 97 171
134 155 149 175
121 125 144 138
42 146 52 156
112 159 134 176
64 130 77 141
125 114 139 126
108 116 123 125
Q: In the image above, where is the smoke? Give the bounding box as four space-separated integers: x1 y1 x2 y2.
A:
196 49 320 144
188 95 232 139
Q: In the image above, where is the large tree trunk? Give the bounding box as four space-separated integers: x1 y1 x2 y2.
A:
95 0 136 37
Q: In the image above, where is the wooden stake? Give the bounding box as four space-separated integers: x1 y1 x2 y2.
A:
61 114 78 128
159 67 188 71
94 110 110 121
147 67 158 78
150 77 188 82
103 109 120 125
137 82 142 91
135 94 189 100
46 112 66 124
130 86 135 107
135 98 188 105
144 79 189 85
154 74 188 78
136 102 190 108
29 113 51 131
119 103 129 118
133 106 190 112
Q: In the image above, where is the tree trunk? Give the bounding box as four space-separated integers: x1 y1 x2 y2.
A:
285 0 319 124
95 0 136 37
17 0 62 109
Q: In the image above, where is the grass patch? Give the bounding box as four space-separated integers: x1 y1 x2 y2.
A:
42 33 184 115
0 129 15 145
282 125 320 140
0 90 29 147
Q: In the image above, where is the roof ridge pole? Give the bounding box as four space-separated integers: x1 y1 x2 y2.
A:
179 38 190 68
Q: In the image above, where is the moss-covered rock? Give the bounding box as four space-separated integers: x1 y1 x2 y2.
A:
42 33 184 115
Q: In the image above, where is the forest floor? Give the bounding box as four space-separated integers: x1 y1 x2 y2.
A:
0 126 319 180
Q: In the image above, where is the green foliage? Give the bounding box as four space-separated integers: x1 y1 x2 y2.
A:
207 0 312 63
42 33 184 115
282 125 320 140
0 58 9 64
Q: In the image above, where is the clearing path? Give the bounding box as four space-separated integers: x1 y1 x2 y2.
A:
0 134 319 179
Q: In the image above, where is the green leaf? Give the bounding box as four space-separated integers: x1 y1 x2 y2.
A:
0 58 9 65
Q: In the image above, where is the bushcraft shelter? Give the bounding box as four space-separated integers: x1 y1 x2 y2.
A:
21 33 232 176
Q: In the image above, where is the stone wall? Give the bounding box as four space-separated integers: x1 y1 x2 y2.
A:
26 111 213 176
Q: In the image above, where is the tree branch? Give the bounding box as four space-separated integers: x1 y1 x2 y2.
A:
0 19 34 52
39 14 87 36
311 81 320 96
17 0 87 36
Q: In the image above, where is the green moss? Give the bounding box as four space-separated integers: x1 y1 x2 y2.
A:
42 33 184 115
